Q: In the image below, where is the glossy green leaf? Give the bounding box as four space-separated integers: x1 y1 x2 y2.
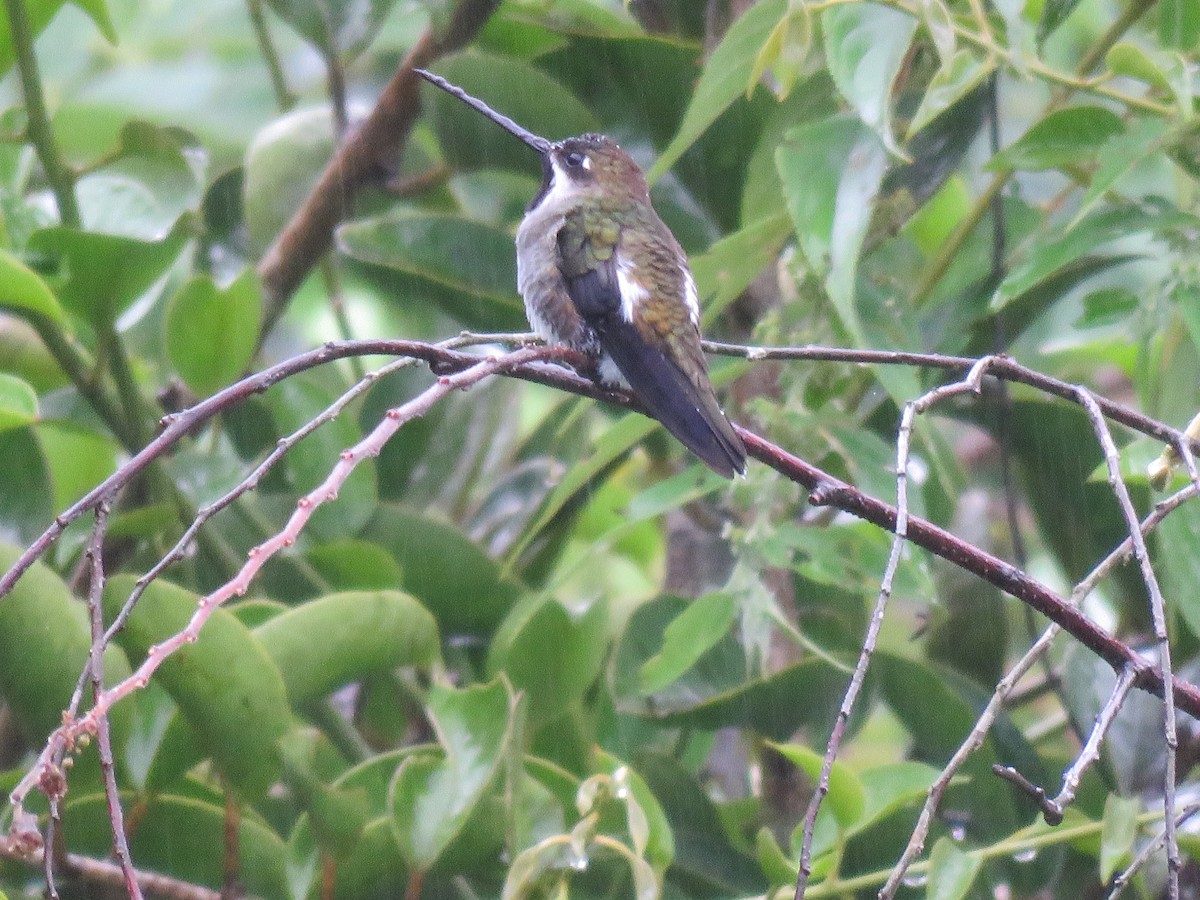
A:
34 422 117 510
424 51 598 177
165 270 261 396
990 106 1125 172
650 0 787 182
821 2 917 155
253 590 440 705
633 751 765 895
64 792 286 897
489 596 609 723
1099 793 1138 883
388 679 516 871
305 539 403 590
102 575 290 799
638 592 737 693
364 504 523 635
25 216 193 326
0 373 37 433
0 543 129 742
0 248 67 323
926 837 981 899
749 6 810 99
264 0 396 61
767 740 866 828
338 211 526 330
851 761 942 837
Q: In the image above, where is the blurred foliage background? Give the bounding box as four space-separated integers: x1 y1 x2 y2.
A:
2 0 1200 897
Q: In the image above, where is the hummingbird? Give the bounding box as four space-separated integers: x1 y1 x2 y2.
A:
416 70 746 478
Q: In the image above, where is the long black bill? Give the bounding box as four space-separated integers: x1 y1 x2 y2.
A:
415 69 551 155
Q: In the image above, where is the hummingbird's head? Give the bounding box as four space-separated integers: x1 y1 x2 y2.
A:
538 135 650 207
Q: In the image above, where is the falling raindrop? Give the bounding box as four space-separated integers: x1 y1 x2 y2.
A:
1012 848 1038 864
902 873 928 888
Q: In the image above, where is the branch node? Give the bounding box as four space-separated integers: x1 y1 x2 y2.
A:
992 764 1063 825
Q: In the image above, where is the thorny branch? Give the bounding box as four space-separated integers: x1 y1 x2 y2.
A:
2 337 1199 899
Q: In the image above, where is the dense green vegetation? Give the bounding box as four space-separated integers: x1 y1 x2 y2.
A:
2 0 1200 897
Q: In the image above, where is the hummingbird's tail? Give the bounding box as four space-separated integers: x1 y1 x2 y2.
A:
598 323 746 478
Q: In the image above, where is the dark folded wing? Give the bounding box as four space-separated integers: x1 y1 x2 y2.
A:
561 260 746 478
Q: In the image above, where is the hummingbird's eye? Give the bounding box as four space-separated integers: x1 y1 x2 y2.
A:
564 150 587 169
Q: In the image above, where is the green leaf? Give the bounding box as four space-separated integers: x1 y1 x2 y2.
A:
821 2 917 156
1099 793 1138 883
269 375 377 543
264 0 397 61
1161 0 1200 49
489 596 609 724
0 543 129 743
34 422 117 510
388 679 516 871
337 211 527 331
254 591 440 705
0 0 115 75
64 792 287 897
749 7 811 99
0 373 37 433
1073 118 1170 225
165 270 262 396
77 122 206 239
305 539 403 590
650 0 788 182
102 575 291 800
638 593 737 693
990 106 1125 172
594 749 675 872
1076 286 1139 328
1038 0 1085 43
777 115 887 342
613 596 858 740
0 428 53 544
503 411 658 572
926 837 982 900
1106 42 1174 94
851 761 942 837
26 216 194 326
364 504 523 635
991 206 1153 312
0 248 67 324
692 212 792 324
767 740 866 829
907 51 991 139
243 106 340 253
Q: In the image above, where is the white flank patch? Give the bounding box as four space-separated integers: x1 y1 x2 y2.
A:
616 254 650 323
681 267 700 327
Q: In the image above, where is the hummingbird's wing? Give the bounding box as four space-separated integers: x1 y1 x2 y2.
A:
557 211 746 477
